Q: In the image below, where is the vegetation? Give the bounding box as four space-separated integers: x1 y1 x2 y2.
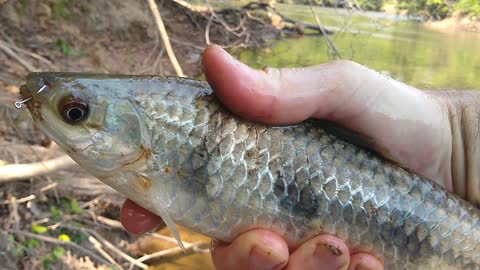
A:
276 0 480 19
397 0 450 19
455 0 480 16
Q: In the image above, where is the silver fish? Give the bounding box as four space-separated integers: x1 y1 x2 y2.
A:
19 73 480 269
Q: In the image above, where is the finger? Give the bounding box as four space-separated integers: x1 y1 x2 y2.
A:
348 253 383 270
285 234 349 270
211 229 288 270
202 44 452 190
120 199 163 234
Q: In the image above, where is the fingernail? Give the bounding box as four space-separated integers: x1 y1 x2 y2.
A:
249 246 285 270
313 242 348 270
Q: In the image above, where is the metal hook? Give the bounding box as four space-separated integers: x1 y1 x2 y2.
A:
14 84 48 109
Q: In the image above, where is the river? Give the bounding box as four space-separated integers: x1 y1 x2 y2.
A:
232 4 480 90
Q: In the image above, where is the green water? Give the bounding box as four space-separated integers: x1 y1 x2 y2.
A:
231 4 480 90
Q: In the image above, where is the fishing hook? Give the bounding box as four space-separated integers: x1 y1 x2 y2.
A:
14 84 47 109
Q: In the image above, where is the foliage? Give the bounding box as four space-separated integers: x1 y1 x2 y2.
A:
42 246 66 269
356 0 383 11
55 39 76 57
397 0 450 19
55 39 85 57
5 196 87 268
455 0 480 16
32 223 49 234
53 0 72 18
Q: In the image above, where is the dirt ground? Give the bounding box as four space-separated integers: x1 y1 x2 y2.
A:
0 0 288 269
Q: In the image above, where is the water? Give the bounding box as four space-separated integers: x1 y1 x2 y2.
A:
232 4 480 90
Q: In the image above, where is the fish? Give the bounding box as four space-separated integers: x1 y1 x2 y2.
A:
19 72 480 270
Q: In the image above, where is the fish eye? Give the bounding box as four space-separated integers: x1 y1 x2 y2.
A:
59 96 89 124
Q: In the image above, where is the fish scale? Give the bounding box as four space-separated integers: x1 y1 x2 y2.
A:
20 73 480 269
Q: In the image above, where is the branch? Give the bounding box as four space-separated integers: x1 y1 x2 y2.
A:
308 0 342 59
147 0 185 77
0 155 77 182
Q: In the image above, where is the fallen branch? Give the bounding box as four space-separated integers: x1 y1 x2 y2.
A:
147 0 185 77
0 155 77 182
8 230 114 268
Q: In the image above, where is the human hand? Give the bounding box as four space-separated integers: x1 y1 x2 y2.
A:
121 44 479 269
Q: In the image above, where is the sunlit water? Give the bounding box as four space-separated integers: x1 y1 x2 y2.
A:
232 4 480 90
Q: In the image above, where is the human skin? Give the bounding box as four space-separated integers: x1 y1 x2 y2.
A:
120 44 480 270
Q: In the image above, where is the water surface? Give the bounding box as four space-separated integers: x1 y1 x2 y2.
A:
233 4 480 90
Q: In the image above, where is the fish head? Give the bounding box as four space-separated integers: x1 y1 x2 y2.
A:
20 72 149 176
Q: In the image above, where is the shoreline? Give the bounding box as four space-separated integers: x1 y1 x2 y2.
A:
423 14 479 32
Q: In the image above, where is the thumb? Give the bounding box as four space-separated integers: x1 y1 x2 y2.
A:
201 44 452 190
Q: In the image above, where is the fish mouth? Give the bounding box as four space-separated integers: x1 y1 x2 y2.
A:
19 84 30 99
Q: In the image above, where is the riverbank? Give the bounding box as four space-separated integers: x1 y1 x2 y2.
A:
424 13 479 32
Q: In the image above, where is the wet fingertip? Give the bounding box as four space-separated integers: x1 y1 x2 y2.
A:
120 200 163 234
249 244 288 270
348 253 384 270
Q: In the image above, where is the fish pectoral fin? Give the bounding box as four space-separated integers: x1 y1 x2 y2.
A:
133 172 185 250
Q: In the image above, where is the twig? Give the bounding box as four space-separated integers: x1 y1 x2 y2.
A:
206 0 243 36
88 236 123 269
96 215 123 230
152 47 165 74
0 39 38 72
61 224 148 269
205 14 214 45
0 155 77 182
169 37 204 51
7 197 20 231
0 39 57 70
8 230 114 267
80 194 106 209
308 0 342 59
147 232 189 245
5 109 44 163
1 194 35 205
135 241 209 263
40 182 59 192
147 0 185 77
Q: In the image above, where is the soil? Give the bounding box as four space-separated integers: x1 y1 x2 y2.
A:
0 0 288 269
